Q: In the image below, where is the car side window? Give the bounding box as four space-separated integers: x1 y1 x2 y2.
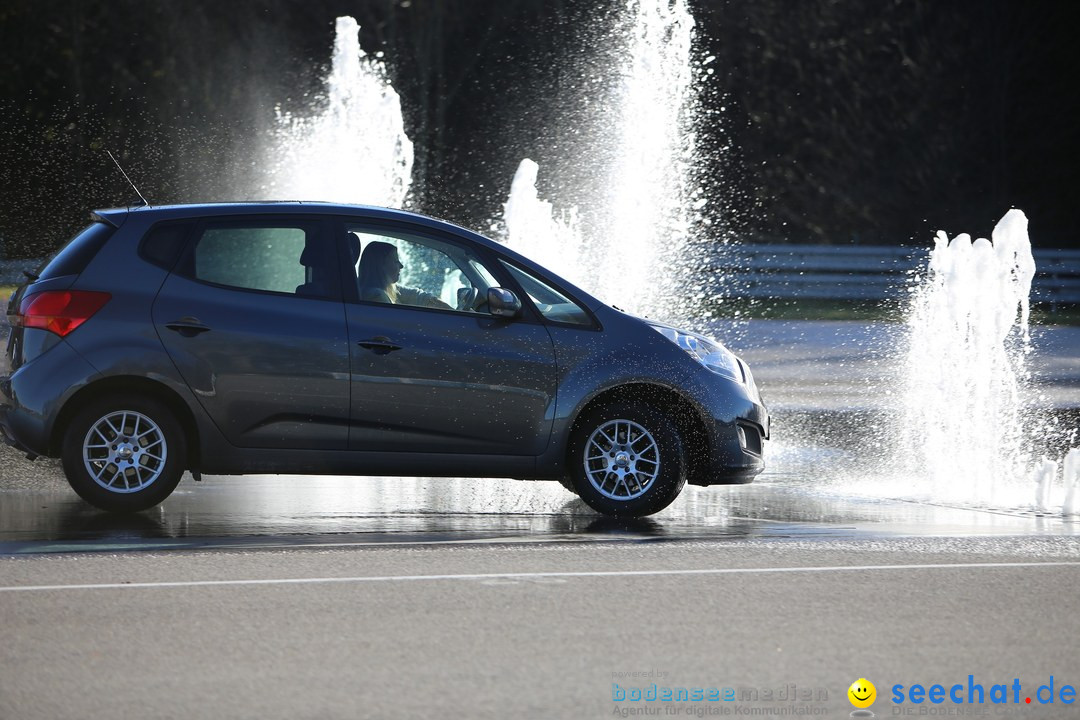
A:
347 226 498 314
500 261 593 326
181 222 335 298
36 222 115 281
140 222 193 271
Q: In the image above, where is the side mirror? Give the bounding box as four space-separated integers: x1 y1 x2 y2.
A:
488 287 522 318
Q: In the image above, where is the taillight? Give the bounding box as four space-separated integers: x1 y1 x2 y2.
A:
11 290 111 337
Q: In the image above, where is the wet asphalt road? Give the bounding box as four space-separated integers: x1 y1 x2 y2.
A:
2 320 1080 719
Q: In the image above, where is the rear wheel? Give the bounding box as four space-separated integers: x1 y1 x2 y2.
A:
61 395 187 513
568 399 687 517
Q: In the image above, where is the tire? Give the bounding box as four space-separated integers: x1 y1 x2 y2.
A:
556 475 577 494
61 395 188 513
568 399 687 517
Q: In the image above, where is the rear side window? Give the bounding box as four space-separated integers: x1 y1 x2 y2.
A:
36 222 115 281
178 221 335 298
140 222 193 270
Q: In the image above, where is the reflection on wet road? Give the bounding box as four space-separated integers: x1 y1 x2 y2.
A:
2 454 1076 555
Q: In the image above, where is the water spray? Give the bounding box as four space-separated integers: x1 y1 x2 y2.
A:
260 17 413 208
501 0 699 322
897 209 1080 511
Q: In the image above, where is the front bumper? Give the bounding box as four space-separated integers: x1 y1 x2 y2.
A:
689 400 769 486
679 360 770 487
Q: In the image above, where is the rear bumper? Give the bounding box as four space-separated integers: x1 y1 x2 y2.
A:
0 340 101 458
0 408 38 459
0 382 42 459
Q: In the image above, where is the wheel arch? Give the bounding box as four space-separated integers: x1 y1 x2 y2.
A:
50 376 201 470
567 382 710 485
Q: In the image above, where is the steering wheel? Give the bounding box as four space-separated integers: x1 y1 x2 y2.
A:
456 286 479 311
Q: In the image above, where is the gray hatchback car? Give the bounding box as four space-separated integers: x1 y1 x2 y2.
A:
2 203 768 517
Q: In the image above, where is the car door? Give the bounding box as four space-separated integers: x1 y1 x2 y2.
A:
152 216 351 450
341 221 557 455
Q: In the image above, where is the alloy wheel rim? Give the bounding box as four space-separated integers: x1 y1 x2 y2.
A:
583 419 660 500
83 411 167 493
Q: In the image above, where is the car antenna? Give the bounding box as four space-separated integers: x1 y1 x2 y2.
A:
106 150 150 207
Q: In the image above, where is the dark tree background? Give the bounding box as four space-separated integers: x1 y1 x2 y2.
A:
1 0 1077 258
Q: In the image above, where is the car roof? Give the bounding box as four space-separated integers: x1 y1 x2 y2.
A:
92 202 607 311
95 201 461 229
94 201 504 251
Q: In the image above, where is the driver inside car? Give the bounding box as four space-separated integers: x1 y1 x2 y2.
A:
357 240 470 310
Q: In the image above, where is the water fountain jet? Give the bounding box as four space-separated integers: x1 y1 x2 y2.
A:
260 17 413 208
501 0 699 321
503 159 584 287
900 209 1037 505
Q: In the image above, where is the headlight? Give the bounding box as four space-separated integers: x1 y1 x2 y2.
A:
649 324 744 383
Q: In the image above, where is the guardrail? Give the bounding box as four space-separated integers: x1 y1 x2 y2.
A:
708 244 1080 305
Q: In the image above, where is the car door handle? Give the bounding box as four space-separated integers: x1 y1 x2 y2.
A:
165 318 211 337
357 336 402 354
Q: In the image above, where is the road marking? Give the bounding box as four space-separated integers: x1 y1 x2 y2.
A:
1 561 1079 593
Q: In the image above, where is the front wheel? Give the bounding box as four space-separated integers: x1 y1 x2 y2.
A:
568 400 687 517
61 395 188 513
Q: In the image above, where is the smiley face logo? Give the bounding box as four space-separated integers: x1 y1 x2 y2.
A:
848 678 876 708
